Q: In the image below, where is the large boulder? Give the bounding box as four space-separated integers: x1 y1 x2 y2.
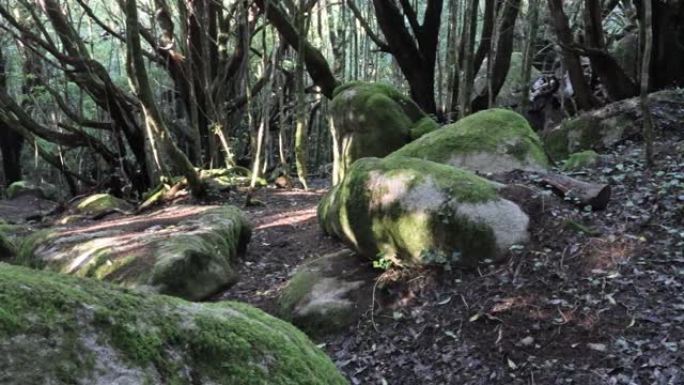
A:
5 180 58 201
0 229 15 260
0 263 347 385
330 82 439 183
391 108 549 175
318 157 529 268
73 193 134 216
18 205 251 301
544 89 684 160
279 249 375 336
610 32 639 80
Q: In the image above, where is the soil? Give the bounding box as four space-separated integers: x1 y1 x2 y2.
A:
218 136 684 385
2 134 683 384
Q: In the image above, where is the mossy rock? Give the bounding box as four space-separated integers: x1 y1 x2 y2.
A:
0 230 16 260
544 89 684 161
5 180 58 201
610 32 639 80
391 108 549 174
18 205 252 301
330 82 439 183
279 249 375 337
474 52 541 107
318 157 529 268
562 150 600 171
0 263 347 385
74 193 133 215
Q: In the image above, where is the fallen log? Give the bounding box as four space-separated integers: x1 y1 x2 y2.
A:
538 172 611 210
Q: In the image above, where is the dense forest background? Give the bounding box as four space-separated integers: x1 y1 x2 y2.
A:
1 0 681 196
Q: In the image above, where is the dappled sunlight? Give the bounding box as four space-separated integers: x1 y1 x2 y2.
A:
255 207 317 231
580 236 635 271
57 205 210 237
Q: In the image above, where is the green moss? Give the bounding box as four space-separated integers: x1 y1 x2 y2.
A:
16 229 56 267
562 150 600 171
15 206 252 301
543 125 571 161
0 230 16 259
410 116 440 139
280 270 317 313
330 82 435 182
392 108 549 171
0 263 347 384
319 157 506 268
5 180 58 200
75 193 132 215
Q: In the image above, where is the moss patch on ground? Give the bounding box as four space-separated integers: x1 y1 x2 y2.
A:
563 150 600 171
0 263 347 385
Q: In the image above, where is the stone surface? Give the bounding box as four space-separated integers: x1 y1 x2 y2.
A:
544 89 684 160
391 108 549 175
0 263 347 385
319 157 529 268
279 249 375 336
73 193 134 216
5 180 58 201
330 82 439 183
18 205 251 301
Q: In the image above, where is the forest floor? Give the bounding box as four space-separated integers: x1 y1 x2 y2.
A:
1 136 683 384
215 137 684 385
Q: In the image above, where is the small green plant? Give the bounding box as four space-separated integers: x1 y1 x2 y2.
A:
373 253 395 270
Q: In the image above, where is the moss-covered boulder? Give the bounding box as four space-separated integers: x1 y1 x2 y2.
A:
0 263 347 385
330 82 439 183
74 193 134 215
562 150 600 171
391 109 549 175
318 157 529 268
0 230 15 260
5 180 58 201
544 89 684 160
279 249 375 337
18 205 251 301
474 52 541 107
610 32 639 80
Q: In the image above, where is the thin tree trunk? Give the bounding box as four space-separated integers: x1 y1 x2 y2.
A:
547 0 596 110
640 0 654 167
295 0 309 189
458 0 478 118
520 0 540 112
123 0 204 196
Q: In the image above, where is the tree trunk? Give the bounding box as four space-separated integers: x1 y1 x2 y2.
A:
520 0 540 112
123 0 204 196
0 46 23 186
583 0 637 101
255 0 338 99
295 0 309 189
471 0 521 112
640 0 654 167
458 0 478 118
547 0 597 110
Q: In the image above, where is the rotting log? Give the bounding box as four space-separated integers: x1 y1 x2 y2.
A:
538 172 611 210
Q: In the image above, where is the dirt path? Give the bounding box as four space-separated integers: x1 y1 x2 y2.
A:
215 186 344 313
